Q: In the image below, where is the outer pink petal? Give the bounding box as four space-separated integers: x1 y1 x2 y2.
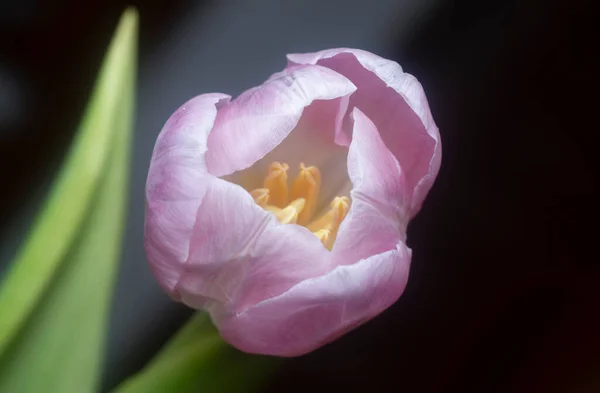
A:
175 178 331 315
216 242 411 356
145 93 230 294
333 108 408 265
287 48 441 216
205 64 356 177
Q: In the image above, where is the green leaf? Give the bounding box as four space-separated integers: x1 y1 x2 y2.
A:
0 8 137 393
111 313 278 393
0 7 138 356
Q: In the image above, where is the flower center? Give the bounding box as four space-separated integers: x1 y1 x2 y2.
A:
250 161 350 250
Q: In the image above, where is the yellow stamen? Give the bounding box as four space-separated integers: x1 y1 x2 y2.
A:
308 196 350 250
250 188 270 207
306 196 350 233
290 163 321 225
313 229 331 246
264 205 281 213
275 198 306 224
249 161 351 250
263 162 289 208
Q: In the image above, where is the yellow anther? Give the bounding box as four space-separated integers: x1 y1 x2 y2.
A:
306 196 350 250
249 160 350 250
263 162 289 208
290 163 321 225
306 196 350 233
313 229 331 246
330 196 350 224
250 188 270 207
264 205 281 213
274 198 306 224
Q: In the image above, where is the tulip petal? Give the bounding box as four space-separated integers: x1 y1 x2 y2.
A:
205 64 356 178
216 242 411 356
333 108 408 265
145 93 230 294
288 48 441 216
175 178 331 314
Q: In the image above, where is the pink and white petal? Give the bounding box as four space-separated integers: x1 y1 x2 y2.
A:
332 108 408 266
288 49 441 216
205 64 356 178
175 178 331 314
263 64 353 148
215 242 411 356
231 91 352 214
145 93 230 294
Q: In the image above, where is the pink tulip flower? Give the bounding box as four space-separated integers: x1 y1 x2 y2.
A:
145 48 441 356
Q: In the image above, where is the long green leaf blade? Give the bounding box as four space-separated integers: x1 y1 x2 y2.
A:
0 7 138 356
0 8 137 392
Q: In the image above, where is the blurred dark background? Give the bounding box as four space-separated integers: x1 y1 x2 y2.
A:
0 0 597 392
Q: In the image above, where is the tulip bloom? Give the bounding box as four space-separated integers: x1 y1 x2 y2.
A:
145 48 441 356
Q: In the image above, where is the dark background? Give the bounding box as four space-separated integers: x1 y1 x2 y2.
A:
1 0 597 392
